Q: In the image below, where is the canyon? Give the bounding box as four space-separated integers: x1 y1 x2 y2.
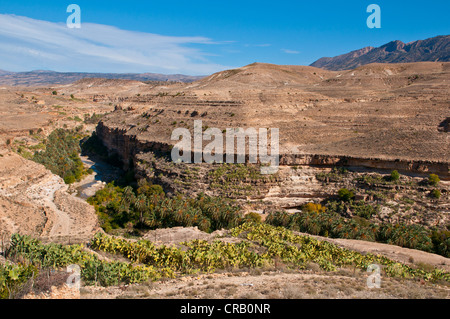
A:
0 60 448 299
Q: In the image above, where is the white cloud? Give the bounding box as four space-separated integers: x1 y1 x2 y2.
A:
281 49 300 54
0 14 232 75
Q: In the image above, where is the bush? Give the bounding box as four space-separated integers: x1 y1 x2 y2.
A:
431 189 441 199
428 174 440 186
337 188 354 202
52 91 57 95
390 170 400 182
302 202 326 214
63 175 76 184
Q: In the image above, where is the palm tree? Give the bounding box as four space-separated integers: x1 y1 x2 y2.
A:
134 194 148 226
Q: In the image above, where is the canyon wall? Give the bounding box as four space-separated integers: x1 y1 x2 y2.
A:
96 120 449 179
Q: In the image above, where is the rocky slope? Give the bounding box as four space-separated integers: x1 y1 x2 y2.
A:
94 61 450 177
0 151 100 244
310 35 450 70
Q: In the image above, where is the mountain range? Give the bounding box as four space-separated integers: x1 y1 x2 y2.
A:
310 35 449 70
0 35 448 86
0 70 204 87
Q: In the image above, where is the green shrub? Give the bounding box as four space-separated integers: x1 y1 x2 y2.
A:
390 170 400 181
302 202 326 214
63 175 76 184
431 189 441 199
337 188 354 202
428 174 440 186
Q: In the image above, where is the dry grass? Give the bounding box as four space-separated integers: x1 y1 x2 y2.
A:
77 268 450 299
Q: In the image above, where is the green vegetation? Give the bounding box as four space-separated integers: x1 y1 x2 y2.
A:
390 170 400 182
354 172 404 186
337 188 354 202
265 209 435 253
84 113 106 124
32 129 90 184
316 167 349 183
266 191 449 258
430 229 450 258
231 223 448 280
2 222 448 298
428 174 440 186
0 262 38 299
1 233 169 297
431 189 441 199
209 163 267 182
350 200 380 219
87 180 243 234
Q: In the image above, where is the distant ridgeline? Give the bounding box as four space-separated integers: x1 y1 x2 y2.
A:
310 35 450 70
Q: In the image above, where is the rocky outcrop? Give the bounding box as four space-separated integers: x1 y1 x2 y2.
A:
96 119 449 179
96 120 172 169
279 154 449 179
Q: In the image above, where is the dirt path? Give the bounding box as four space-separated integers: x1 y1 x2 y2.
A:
0 152 99 243
27 175 71 237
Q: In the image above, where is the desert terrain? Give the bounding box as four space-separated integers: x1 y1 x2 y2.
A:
0 61 449 299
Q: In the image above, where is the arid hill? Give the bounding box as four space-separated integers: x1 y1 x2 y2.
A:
93 61 449 176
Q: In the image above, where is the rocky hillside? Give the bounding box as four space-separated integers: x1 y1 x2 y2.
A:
92 61 450 174
310 35 450 70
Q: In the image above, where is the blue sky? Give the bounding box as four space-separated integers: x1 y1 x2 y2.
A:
0 0 448 75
